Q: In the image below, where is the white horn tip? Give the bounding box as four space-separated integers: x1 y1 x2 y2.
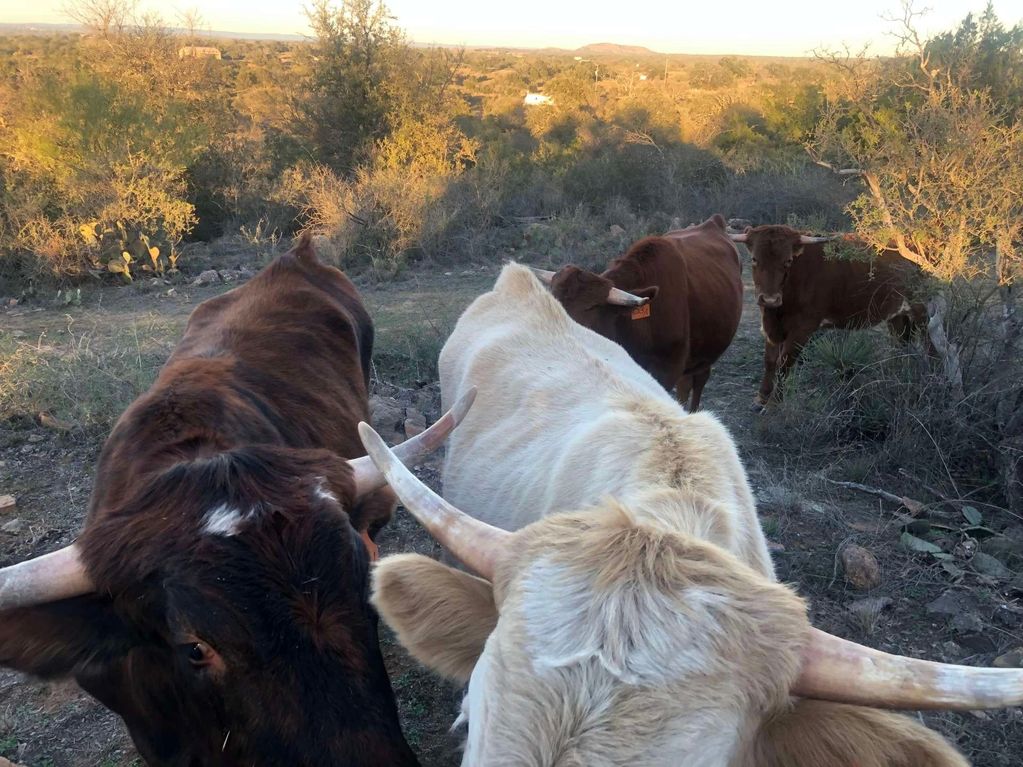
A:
451 386 478 423
529 267 556 283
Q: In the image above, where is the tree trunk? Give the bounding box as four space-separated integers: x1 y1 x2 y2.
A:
994 248 1022 514
925 294 964 397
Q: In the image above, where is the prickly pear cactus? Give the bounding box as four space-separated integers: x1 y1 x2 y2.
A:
80 220 179 280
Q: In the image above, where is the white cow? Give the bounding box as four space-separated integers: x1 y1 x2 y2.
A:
360 263 1020 767
437 262 773 576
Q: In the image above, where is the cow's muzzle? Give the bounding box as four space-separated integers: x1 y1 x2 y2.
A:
758 293 783 308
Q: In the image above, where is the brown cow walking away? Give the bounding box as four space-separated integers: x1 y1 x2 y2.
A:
730 225 928 407
0 234 470 766
540 213 743 411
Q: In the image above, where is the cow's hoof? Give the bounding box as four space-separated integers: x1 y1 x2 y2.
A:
751 397 769 413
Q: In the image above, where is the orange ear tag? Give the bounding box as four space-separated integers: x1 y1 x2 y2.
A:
360 529 380 562
631 304 651 320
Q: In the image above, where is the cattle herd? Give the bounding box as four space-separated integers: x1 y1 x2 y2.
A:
0 220 1019 766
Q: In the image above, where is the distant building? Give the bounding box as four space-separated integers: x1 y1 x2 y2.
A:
178 46 221 60
524 92 553 106
638 74 648 81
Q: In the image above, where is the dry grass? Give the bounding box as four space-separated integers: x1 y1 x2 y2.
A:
0 318 177 435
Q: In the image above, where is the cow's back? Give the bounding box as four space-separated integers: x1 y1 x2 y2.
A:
176 245 370 450
439 264 667 531
606 217 742 378
438 263 772 574
91 242 376 522
661 218 743 367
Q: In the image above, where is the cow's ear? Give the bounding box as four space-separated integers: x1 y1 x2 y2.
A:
749 699 968 767
0 596 136 679
372 554 497 683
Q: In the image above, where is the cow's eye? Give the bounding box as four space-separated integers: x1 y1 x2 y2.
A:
180 638 226 676
187 640 215 666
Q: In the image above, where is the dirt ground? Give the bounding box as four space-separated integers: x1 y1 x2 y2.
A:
1 256 1021 766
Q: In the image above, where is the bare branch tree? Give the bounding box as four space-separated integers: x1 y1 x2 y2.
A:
63 0 138 38
178 7 205 42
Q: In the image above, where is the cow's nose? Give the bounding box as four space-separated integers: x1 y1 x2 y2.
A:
758 294 782 308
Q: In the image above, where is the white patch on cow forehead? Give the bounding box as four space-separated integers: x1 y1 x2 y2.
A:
313 476 339 504
202 504 252 537
518 556 732 685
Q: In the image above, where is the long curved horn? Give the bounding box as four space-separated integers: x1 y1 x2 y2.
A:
530 267 555 284
606 287 650 307
793 627 1023 710
357 421 511 580
799 235 831 244
530 265 648 307
0 544 93 610
349 387 477 499
727 232 748 243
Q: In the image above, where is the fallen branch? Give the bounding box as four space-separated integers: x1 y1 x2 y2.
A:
497 214 556 225
897 468 950 503
823 478 926 516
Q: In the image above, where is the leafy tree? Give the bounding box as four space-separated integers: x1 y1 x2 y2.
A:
809 2 1022 284
1 2 225 279
925 2 1023 119
301 0 406 174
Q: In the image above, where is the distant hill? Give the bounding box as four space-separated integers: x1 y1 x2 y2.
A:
0 25 814 60
575 42 660 57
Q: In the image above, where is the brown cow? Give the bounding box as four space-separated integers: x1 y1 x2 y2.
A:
730 225 928 407
539 214 743 411
0 234 471 766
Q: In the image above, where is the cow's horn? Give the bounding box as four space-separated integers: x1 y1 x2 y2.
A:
348 388 477 499
727 232 748 243
799 235 831 244
793 627 1023 710
357 421 510 580
606 287 649 307
530 267 556 284
0 544 93 610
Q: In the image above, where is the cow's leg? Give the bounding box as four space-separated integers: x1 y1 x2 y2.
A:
687 368 711 412
774 322 819 396
757 340 781 407
675 375 693 409
887 314 913 343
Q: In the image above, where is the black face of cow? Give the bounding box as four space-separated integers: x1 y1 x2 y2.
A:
0 449 417 767
144 514 409 765
747 229 803 308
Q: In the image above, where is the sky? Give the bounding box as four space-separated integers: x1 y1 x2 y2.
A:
1 0 1020 56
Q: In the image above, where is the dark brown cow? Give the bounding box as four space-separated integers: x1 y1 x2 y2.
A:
539 214 743 411
730 225 928 407
0 234 469 766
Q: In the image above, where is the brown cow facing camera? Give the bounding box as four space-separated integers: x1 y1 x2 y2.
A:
535 214 743 411
730 225 928 407
0 234 471 766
